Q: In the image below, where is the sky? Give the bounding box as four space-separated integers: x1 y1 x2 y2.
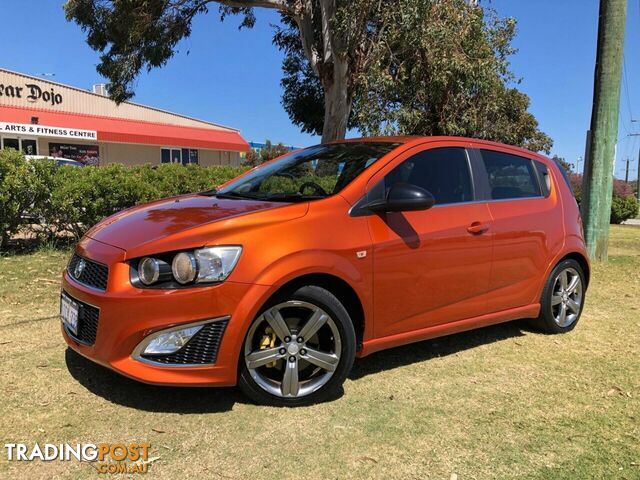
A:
0 0 638 180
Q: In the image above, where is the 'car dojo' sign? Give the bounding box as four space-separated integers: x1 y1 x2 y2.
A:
0 82 63 106
0 122 97 140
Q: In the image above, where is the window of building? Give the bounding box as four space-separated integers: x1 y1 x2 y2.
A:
161 147 199 165
1 136 38 155
21 139 37 155
2 137 19 151
384 147 473 205
480 150 542 200
49 143 100 166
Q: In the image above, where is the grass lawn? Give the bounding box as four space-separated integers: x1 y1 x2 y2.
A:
0 226 638 479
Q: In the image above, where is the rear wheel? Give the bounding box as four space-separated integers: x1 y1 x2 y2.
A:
535 259 586 333
238 286 356 406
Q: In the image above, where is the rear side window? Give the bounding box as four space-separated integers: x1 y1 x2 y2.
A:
385 147 473 205
553 158 574 195
480 150 542 200
534 161 551 196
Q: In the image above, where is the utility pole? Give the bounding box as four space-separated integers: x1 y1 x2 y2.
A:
637 149 640 202
623 136 640 202
581 0 627 261
625 158 630 183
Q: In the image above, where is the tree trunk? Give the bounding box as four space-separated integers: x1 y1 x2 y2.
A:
321 57 351 143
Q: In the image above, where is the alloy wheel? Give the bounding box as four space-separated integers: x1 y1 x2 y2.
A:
551 267 583 328
244 300 342 398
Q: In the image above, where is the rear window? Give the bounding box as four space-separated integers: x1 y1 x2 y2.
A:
553 158 574 195
480 150 542 200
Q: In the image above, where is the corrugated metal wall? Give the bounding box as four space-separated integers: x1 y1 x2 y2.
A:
0 69 235 131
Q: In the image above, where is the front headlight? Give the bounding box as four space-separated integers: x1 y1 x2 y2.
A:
195 246 242 283
138 257 171 285
172 252 198 284
133 246 242 288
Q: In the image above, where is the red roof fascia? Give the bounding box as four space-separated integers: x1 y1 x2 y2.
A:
0 105 250 152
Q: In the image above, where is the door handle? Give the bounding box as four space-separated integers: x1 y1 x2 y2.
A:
467 222 489 235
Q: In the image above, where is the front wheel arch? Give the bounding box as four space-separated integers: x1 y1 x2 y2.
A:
260 273 366 351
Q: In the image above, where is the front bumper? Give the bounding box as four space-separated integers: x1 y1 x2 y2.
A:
61 237 270 387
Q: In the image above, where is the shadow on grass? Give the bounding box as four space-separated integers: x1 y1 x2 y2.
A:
64 348 243 413
349 319 532 380
65 319 533 412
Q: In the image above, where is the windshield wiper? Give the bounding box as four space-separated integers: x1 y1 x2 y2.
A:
214 191 264 200
208 191 321 202
262 192 323 202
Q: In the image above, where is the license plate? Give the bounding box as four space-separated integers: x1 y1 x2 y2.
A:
60 293 79 336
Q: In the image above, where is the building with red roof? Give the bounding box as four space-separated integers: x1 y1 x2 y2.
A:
0 68 249 166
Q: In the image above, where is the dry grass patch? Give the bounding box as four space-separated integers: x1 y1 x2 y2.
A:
0 226 639 479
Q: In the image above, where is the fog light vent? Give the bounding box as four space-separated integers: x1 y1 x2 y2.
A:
134 318 229 366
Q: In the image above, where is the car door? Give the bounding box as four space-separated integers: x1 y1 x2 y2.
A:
474 148 564 312
365 144 494 338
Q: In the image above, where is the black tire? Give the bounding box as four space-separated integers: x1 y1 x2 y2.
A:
534 259 586 334
238 285 356 407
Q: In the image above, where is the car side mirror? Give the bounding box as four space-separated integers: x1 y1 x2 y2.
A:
363 183 435 214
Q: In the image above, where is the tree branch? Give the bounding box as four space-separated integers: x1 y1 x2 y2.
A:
213 0 294 15
318 0 336 63
293 0 320 75
214 0 321 77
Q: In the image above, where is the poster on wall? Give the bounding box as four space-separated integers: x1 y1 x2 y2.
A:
49 143 100 166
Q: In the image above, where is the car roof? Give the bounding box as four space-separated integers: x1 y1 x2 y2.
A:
328 136 419 144
330 135 549 162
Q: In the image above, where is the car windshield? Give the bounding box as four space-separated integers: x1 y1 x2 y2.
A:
212 142 399 201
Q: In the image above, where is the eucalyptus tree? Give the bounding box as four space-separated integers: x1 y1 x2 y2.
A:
66 0 550 151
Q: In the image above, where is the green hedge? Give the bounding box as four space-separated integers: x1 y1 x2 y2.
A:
1 149 638 251
568 172 639 224
610 195 639 225
0 150 45 249
0 150 246 249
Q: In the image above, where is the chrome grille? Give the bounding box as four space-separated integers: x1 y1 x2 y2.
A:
68 254 109 291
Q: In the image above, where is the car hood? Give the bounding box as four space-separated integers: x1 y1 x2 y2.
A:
85 194 308 257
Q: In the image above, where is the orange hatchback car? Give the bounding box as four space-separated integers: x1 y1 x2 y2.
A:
61 137 589 406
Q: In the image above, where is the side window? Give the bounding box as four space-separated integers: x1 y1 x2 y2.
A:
480 150 542 200
534 161 551 196
553 158 574 195
384 147 473 205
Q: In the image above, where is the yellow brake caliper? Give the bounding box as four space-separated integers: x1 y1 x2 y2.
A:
259 327 278 368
